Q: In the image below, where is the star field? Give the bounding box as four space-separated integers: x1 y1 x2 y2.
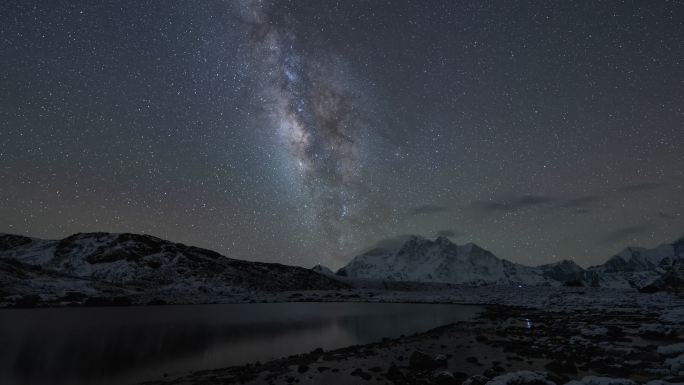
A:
1 1 683 269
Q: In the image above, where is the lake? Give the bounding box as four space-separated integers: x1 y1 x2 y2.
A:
0 302 481 385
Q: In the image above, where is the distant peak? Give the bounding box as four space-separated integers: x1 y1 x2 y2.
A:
406 235 428 243
398 235 429 248
539 259 584 272
311 264 334 275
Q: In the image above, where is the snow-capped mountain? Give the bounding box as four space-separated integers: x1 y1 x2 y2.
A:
0 232 347 306
337 234 683 289
312 264 335 276
537 260 586 283
640 257 684 293
2 231 681 308
337 236 565 286
586 235 684 288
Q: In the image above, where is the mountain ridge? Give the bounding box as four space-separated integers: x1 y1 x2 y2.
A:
0 232 347 307
336 234 684 289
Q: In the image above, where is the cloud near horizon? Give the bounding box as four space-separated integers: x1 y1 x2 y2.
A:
407 204 450 216
470 195 554 213
618 182 664 193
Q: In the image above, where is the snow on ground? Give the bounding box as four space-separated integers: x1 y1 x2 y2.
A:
665 354 684 375
485 370 555 385
565 376 637 385
658 343 684 357
581 327 609 337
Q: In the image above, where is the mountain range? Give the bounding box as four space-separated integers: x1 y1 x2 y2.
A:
1 231 681 307
335 235 684 289
0 232 346 307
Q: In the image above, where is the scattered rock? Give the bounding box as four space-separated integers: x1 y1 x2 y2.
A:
409 351 447 370
565 376 636 385
665 353 684 375
433 370 462 385
638 323 677 338
581 327 608 337
350 368 372 380
657 342 684 357
484 370 555 385
544 360 577 374
463 374 490 385
483 365 506 378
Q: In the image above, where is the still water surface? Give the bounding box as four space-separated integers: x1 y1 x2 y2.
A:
0 302 481 385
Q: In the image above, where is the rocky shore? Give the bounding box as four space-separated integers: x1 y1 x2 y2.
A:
142 302 684 385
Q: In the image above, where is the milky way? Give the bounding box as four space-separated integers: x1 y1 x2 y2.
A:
238 1 374 257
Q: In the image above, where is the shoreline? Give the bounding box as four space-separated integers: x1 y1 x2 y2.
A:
140 303 683 385
2 284 680 310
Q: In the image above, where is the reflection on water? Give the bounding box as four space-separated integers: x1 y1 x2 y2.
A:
0 302 480 385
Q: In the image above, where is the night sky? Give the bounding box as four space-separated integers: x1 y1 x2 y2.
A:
1 1 682 269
